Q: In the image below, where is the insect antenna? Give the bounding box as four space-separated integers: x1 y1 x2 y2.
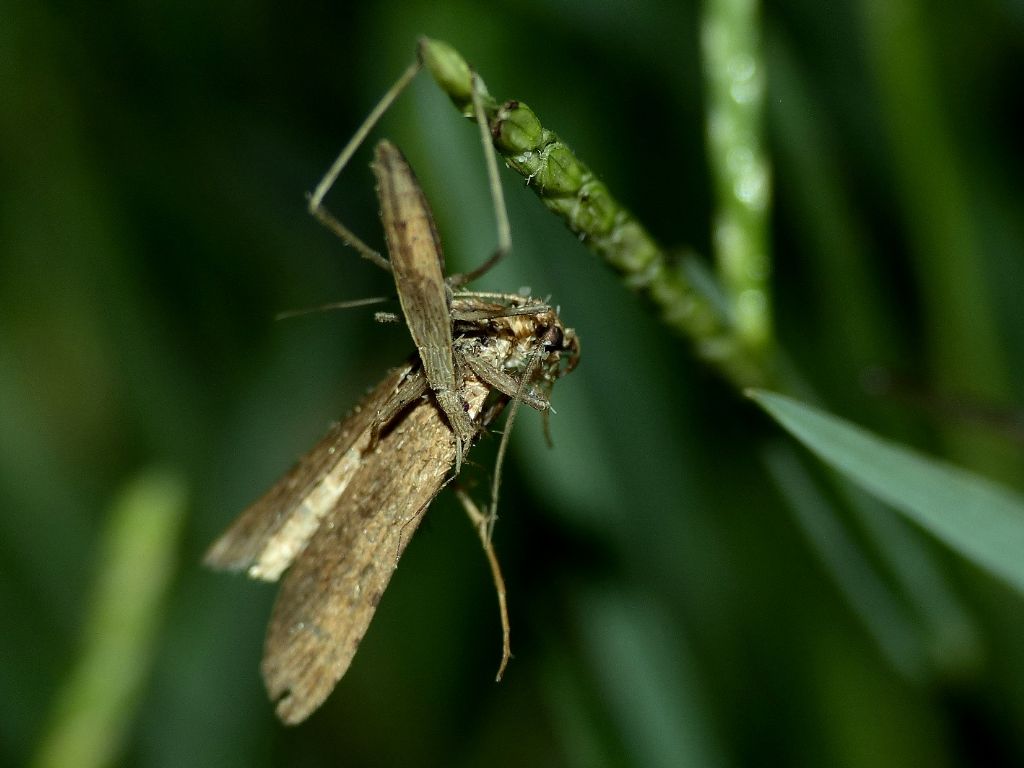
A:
274 295 395 321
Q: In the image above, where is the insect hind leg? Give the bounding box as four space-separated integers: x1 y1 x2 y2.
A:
306 59 423 273
446 73 512 288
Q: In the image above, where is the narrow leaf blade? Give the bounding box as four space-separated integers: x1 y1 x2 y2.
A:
749 390 1024 595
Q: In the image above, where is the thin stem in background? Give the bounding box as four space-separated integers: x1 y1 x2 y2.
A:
862 0 1020 484
701 0 773 361
33 469 188 768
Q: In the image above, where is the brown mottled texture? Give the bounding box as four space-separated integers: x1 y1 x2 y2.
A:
206 291 576 723
203 365 414 577
373 140 476 447
260 377 489 724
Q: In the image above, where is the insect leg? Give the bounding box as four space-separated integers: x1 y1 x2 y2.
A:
454 485 511 681
307 59 423 273
447 72 512 288
369 366 429 447
456 346 550 412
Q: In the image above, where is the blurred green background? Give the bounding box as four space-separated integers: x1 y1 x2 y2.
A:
3 1 1024 766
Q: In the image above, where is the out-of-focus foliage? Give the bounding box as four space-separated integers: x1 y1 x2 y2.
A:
2 1 1022 766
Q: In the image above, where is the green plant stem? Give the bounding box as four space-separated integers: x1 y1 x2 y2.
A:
701 0 772 359
420 38 770 389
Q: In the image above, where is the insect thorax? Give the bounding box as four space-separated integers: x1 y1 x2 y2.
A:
452 293 576 399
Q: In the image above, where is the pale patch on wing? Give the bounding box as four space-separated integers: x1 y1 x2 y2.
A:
247 438 365 581
260 379 490 725
203 365 413 578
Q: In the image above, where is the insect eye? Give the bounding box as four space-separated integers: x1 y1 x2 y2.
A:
541 325 564 351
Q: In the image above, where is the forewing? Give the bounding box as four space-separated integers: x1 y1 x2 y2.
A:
261 395 457 724
203 365 412 577
372 140 455 390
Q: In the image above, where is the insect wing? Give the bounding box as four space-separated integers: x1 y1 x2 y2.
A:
204 365 412 579
373 141 454 386
372 140 476 445
261 391 458 724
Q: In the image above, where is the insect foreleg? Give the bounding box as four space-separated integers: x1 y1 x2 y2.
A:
456 346 550 412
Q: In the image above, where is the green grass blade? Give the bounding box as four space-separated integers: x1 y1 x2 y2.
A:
762 443 927 680
833 479 983 677
749 390 1024 595
861 0 1018 483
576 587 724 768
32 468 188 768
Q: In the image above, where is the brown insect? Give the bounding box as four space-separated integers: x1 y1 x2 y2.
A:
205 141 578 724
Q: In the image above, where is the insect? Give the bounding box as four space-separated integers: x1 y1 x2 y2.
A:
303 47 520 472
205 136 578 723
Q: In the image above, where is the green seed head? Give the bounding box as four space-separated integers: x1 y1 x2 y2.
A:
494 101 543 153
419 37 473 106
